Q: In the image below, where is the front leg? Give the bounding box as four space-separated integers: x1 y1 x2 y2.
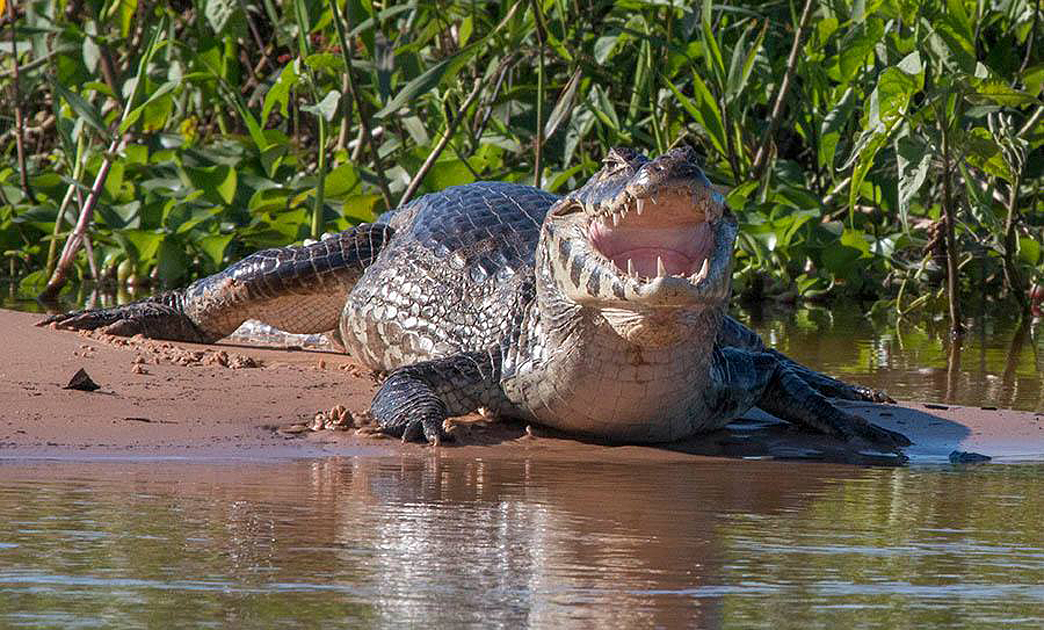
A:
717 347 910 449
371 350 506 445
718 316 893 403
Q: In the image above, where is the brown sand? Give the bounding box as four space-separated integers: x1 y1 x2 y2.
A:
2 308 1042 464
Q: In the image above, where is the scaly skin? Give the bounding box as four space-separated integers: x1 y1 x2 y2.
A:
40 148 910 453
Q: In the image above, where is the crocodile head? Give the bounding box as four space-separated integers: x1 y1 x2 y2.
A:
538 146 736 345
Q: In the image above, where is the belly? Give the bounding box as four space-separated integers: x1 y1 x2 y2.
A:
505 344 725 442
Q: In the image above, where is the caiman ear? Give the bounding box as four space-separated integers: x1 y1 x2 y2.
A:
548 199 584 217
604 146 645 169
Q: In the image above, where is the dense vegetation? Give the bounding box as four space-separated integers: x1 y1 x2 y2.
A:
1 0 1041 326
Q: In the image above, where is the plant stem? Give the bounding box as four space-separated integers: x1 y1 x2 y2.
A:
401 79 484 206
329 0 393 211
751 0 813 179
530 0 549 187
1002 171 1028 313
939 121 963 338
40 138 120 301
7 0 35 203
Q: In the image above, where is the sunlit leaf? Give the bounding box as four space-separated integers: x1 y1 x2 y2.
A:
184 164 237 205
895 130 931 227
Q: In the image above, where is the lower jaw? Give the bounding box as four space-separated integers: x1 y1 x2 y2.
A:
599 303 724 347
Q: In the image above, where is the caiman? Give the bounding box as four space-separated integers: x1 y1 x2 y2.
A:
41 147 910 450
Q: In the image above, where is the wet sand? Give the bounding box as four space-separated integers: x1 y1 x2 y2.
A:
3 308 1042 464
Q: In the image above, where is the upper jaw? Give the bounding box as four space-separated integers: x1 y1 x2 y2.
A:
576 184 734 307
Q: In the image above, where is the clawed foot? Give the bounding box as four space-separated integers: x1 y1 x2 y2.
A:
852 385 897 405
837 413 912 450
377 411 453 445
39 297 208 343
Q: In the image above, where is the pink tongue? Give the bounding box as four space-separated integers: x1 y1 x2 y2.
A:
612 249 692 277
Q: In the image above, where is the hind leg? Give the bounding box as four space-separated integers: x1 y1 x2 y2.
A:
717 316 893 403
39 223 393 343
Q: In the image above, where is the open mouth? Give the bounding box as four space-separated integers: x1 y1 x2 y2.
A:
587 191 716 283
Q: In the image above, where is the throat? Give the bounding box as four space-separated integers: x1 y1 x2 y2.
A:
599 306 718 347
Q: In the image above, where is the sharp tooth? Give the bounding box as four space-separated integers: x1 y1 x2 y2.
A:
635 198 644 215
696 258 710 281
627 258 635 276
650 195 657 205
612 212 620 226
656 256 666 277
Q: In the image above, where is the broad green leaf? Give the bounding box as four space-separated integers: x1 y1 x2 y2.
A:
964 127 1015 183
1019 236 1041 266
304 53 347 73
342 194 382 223
119 80 180 133
544 69 581 139
670 73 726 156
118 229 165 263
594 34 620 64
156 237 189 286
425 159 474 190
374 2 520 119
895 130 931 226
967 79 1036 107
48 79 110 139
262 61 300 126
325 163 361 198
875 67 918 127
725 20 765 103
838 19 883 80
19 270 48 294
82 21 100 72
205 0 245 37
847 127 889 211
198 234 234 268
302 90 341 122
700 0 725 85
120 0 138 36
820 87 856 169
184 164 237 205
102 160 125 200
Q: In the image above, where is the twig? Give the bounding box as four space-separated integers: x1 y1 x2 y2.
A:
7 0 35 203
45 181 77 276
1020 0 1040 74
329 0 393 210
237 0 274 75
40 138 122 300
751 0 814 179
939 121 963 338
530 0 548 187
400 78 483 206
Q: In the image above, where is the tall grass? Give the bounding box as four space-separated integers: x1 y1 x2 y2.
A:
1 0 1040 325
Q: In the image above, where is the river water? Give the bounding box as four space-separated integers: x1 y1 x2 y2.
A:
2 295 1043 627
2 458 1042 628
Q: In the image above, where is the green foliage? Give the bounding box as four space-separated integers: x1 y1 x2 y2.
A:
0 0 1040 311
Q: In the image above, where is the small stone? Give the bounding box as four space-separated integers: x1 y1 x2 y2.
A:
65 368 100 392
324 405 353 430
131 364 149 375
277 424 309 435
949 450 991 464
308 411 328 432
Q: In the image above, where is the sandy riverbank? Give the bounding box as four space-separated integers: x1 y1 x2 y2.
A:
3 308 1042 464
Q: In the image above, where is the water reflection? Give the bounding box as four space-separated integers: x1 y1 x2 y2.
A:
2 458 1042 628
737 305 1043 413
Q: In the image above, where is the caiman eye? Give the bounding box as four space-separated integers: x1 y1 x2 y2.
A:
552 201 584 216
602 147 637 175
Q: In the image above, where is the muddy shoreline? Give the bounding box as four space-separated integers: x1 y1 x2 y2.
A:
3 308 1042 464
